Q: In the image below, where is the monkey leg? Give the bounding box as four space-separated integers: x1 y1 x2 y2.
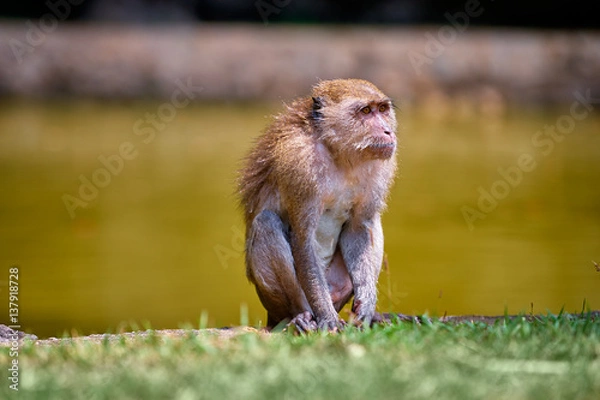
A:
246 210 313 329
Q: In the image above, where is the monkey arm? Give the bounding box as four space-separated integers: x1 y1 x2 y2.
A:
288 208 342 330
339 214 384 324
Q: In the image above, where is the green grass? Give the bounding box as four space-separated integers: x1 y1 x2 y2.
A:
2 313 599 400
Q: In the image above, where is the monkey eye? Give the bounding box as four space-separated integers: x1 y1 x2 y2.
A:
378 104 389 113
360 106 371 115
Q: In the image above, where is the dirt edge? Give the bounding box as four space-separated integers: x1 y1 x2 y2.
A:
1 311 598 346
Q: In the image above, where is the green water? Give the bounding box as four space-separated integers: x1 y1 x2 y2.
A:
1 99 599 338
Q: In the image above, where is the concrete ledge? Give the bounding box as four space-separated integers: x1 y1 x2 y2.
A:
1 23 598 103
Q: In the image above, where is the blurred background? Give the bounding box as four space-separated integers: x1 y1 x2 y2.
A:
0 0 599 338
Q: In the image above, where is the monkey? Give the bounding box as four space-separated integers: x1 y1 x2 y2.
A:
238 78 398 331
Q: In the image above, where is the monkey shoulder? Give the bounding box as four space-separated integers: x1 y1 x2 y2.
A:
272 130 323 181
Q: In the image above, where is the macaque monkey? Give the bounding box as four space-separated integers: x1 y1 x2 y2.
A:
238 79 397 331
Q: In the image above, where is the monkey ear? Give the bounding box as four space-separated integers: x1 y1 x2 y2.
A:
312 96 324 120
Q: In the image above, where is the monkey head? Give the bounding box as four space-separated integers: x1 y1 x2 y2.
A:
310 79 397 162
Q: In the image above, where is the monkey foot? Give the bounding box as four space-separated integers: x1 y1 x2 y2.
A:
317 317 346 332
348 311 388 327
287 311 318 333
286 312 347 333
388 313 417 323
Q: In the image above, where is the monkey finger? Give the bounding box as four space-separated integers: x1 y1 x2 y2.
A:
288 311 318 334
382 313 414 323
317 317 346 332
349 311 387 328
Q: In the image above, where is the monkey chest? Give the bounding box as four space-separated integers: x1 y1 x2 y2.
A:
312 165 372 267
315 197 353 267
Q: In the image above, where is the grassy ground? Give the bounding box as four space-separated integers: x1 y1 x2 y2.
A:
1 313 599 400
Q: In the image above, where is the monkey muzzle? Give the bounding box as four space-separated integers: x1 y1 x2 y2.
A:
367 141 396 159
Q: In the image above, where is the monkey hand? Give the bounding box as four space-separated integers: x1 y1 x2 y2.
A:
288 311 318 333
316 315 346 332
350 299 382 327
287 312 344 333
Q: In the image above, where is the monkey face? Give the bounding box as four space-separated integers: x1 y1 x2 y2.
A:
355 101 397 160
326 98 397 161
311 79 397 162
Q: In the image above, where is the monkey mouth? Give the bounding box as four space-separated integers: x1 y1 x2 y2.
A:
366 142 396 158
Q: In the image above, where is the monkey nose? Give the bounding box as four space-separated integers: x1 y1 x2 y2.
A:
384 130 392 136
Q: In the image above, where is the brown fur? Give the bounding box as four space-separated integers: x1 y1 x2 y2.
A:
238 78 397 331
